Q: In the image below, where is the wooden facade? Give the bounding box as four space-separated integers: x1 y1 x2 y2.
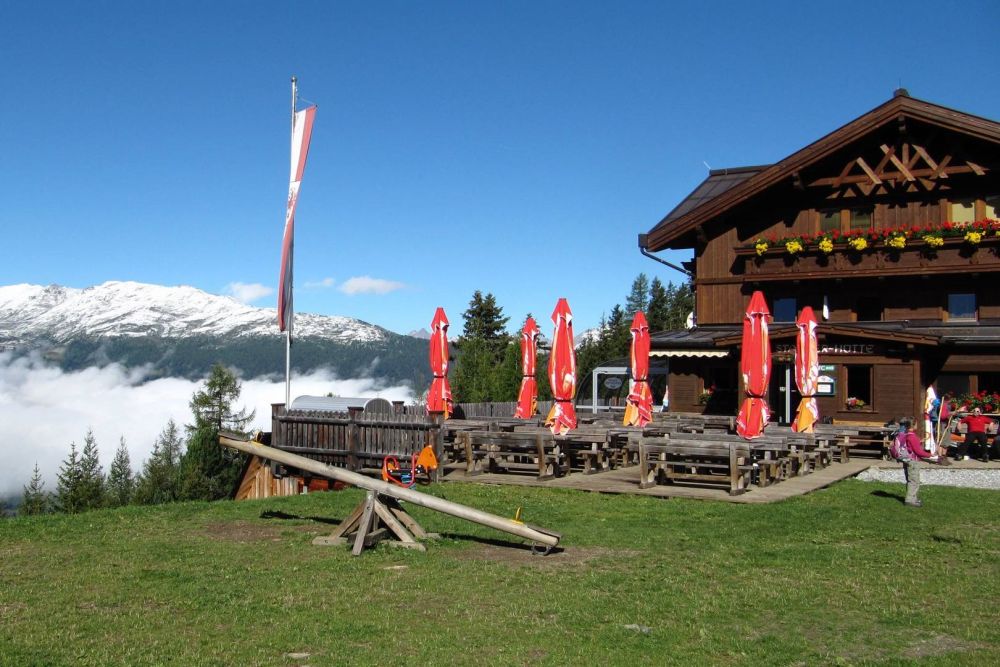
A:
642 92 1000 430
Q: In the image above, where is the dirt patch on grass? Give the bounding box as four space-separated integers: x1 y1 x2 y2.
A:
0 603 26 619
448 543 635 569
902 634 987 659
202 521 284 543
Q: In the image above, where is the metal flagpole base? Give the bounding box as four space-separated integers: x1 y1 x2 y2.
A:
312 491 439 555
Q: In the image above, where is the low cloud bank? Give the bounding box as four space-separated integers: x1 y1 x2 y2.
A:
0 352 414 498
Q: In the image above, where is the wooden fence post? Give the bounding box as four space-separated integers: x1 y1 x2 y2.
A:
347 408 361 471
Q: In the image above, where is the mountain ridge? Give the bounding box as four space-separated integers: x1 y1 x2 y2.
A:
0 281 395 344
0 281 429 385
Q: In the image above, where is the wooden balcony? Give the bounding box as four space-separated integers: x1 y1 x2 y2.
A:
733 236 1000 282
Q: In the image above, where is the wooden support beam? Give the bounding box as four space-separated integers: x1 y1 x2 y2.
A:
930 154 952 180
880 144 915 181
873 149 893 175
968 161 986 176
810 163 979 187
833 160 854 188
856 157 882 185
911 143 938 171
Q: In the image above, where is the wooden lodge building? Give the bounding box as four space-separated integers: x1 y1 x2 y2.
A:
640 91 1000 431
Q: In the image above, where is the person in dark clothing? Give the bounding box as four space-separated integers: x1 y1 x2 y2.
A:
957 408 996 461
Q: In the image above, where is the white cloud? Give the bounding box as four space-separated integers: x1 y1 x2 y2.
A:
303 277 336 289
338 276 406 296
224 282 274 304
0 352 414 497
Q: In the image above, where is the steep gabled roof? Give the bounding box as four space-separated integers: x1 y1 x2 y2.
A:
644 91 1000 251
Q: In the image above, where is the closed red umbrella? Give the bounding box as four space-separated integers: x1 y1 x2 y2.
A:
624 311 653 427
736 291 771 439
545 298 577 435
792 306 820 433
427 307 453 418
513 317 540 418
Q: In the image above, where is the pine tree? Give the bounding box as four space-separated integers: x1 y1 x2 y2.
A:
647 277 669 331
625 273 650 316
451 338 496 404
20 463 50 516
188 363 255 434
78 429 105 511
55 441 84 514
180 365 253 501
492 338 523 401
666 280 695 330
604 305 631 357
452 291 514 403
107 437 134 507
134 420 184 505
461 290 510 345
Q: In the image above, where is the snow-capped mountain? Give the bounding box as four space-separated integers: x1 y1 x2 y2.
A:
0 281 390 345
574 327 601 347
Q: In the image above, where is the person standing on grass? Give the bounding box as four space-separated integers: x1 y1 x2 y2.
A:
891 419 934 507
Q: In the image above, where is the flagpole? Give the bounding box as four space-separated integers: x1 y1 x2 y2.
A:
285 76 297 408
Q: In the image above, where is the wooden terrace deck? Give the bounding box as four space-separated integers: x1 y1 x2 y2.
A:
437 458 876 504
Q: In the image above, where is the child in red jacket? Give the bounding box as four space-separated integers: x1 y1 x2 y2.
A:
894 420 934 507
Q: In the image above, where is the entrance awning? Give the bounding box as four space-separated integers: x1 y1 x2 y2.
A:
650 349 729 358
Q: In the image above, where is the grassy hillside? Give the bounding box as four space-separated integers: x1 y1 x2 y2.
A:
1 480 998 666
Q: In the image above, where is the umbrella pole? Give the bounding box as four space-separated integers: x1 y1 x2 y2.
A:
285 330 291 407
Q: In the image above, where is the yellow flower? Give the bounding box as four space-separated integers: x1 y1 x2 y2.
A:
848 237 868 251
818 238 834 254
887 235 906 250
965 231 983 245
754 240 769 256
923 235 944 248
785 239 803 255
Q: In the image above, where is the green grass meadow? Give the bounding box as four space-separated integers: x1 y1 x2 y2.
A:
1 480 998 666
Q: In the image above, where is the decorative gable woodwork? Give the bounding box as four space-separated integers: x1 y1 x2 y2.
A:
808 133 989 198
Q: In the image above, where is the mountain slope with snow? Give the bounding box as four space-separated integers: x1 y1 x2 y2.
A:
0 281 429 385
0 281 389 344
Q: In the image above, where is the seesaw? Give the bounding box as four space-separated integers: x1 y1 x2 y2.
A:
220 433 561 556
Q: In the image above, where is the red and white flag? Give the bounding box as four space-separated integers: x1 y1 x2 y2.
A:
277 104 317 336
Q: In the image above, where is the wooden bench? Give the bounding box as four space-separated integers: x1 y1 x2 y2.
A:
638 438 753 495
749 440 794 486
458 430 569 480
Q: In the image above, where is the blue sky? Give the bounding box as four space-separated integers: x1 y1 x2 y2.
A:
2 1 998 335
